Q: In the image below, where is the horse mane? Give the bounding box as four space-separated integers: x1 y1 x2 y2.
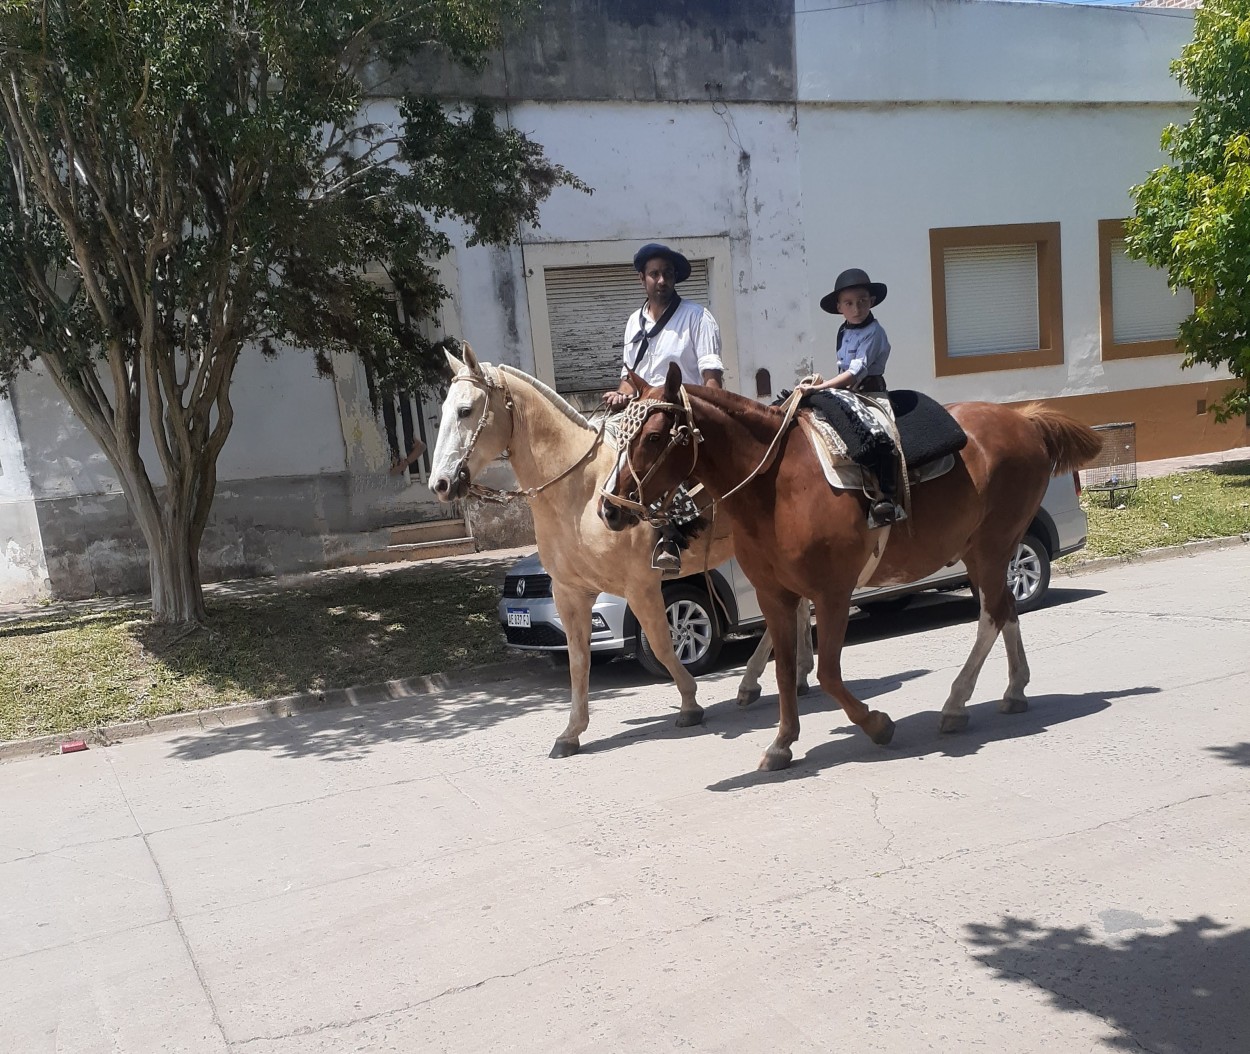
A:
1015 403 1105 475
497 363 595 432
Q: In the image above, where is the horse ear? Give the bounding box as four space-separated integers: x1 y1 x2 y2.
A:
461 341 483 377
443 347 466 377
663 361 683 402
625 367 647 394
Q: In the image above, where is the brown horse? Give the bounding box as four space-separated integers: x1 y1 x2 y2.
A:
600 364 1103 771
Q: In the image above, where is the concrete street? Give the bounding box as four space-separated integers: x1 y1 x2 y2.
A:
3 544 1249 1053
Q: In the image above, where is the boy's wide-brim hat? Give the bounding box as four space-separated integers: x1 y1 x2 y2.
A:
820 268 887 314
633 242 692 284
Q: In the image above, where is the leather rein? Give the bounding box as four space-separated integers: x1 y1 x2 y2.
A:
599 386 805 526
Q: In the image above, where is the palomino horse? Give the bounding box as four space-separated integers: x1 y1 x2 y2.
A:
427 346 813 758
600 364 1103 771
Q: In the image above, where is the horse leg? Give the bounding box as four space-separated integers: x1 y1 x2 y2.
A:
755 590 806 770
737 601 811 707
736 628 771 707
549 587 598 758
795 599 814 696
812 596 895 747
629 584 704 728
999 615 1031 714
938 557 1024 733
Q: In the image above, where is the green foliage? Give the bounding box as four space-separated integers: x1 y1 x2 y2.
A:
0 0 583 401
1128 0 1250 422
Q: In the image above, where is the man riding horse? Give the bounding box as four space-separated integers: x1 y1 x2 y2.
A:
602 243 724 573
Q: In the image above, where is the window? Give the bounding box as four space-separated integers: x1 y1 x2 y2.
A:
544 259 711 396
929 223 1063 376
1098 219 1193 360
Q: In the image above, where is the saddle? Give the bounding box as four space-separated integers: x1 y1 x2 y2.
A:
798 389 968 495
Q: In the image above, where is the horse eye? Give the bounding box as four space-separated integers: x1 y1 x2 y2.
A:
645 433 662 444
457 405 473 419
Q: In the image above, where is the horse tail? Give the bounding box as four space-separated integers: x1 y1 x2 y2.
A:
1017 404 1105 476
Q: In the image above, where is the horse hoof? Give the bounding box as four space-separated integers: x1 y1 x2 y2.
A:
939 713 969 735
758 746 793 771
675 706 705 728
1000 697 1029 715
869 712 895 746
797 680 810 697
737 687 762 708
549 739 580 759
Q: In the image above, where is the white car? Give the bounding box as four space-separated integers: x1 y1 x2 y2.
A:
500 473 1089 677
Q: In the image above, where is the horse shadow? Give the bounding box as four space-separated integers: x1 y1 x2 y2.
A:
964 913 1250 1054
704 685 1161 792
578 667 931 756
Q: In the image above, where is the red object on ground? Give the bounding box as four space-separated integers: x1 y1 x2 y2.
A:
59 740 88 754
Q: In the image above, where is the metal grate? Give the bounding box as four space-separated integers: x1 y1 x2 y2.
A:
502 573 553 599
1083 422 1138 503
504 624 568 647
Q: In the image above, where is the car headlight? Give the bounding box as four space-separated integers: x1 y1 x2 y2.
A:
590 613 609 630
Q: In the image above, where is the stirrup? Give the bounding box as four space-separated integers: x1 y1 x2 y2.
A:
867 501 905 530
651 539 682 573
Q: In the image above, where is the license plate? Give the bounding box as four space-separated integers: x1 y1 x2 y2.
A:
506 608 531 628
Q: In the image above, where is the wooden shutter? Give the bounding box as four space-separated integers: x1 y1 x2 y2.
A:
545 260 711 394
943 243 1040 357
1110 238 1193 344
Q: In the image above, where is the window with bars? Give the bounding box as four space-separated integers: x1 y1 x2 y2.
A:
929 223 1064 376
544 260 712 396
1098 219 1193 360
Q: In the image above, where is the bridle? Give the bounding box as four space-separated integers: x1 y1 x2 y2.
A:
600 386 704 525
451 365 606 504
601 385 805 524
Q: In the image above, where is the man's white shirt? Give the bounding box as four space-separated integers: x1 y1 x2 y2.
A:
620 299 724 385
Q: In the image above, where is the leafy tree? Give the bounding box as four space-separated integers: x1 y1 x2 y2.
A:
0 0 585 623
1128 0 1250 423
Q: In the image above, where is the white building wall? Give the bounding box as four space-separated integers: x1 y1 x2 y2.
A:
0 396 50 604
791 0 1210 405
431 100 813 394
14 350 347 500
795 0 1193 105
795 103 1215 405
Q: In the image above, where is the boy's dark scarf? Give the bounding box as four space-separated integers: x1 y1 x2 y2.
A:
628 294 682 370
835 310 875 353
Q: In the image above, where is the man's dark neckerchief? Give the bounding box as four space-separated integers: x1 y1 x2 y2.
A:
835 310 875 352
628 294 682 370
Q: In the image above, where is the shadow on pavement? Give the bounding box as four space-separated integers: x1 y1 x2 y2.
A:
964 913 1249 1054
1205 741 1250 768
705 685 1161 791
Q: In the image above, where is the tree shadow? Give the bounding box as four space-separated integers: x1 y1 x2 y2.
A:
705 686 1160 792
964 913 1250 1053
1209 460 1250 484
164 664 578 762
1205 742 1250 768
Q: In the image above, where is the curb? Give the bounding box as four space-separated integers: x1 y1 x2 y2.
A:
1053 532 1250 578
0 656 553 765
5 534 1248 764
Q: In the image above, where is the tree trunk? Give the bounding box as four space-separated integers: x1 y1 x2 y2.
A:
128 489 208 625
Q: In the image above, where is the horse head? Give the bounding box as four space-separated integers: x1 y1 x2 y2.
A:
429 342 513 502
599 362 700 532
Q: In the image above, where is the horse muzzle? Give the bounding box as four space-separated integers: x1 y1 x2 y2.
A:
598 493 638 532
432 465 471 502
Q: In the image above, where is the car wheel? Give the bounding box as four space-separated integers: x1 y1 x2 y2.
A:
637 584 725 678
1008 533 1051 614
856 595 913 617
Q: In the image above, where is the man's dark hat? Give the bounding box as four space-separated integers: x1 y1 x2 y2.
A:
633 242 692 284
820 268 887 314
